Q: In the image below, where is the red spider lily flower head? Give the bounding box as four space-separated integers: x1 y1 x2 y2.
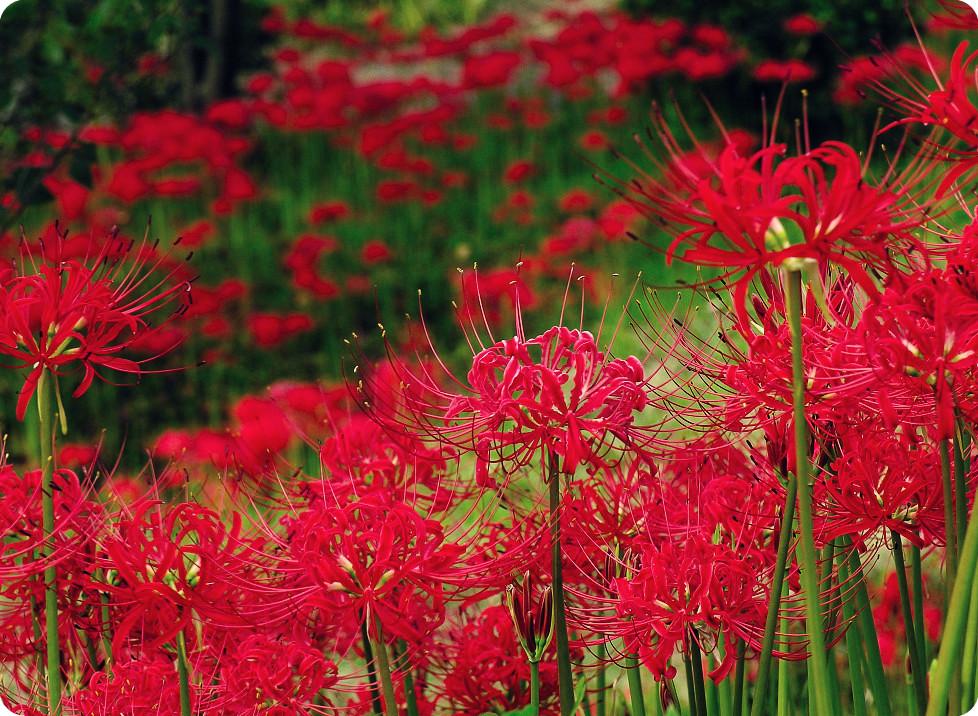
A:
869 40 978 188
318 413 459 509
504 159 535 184
247 312 314 348
0 466 105 686
96 501 256 657
753 60 817 84
63 656 194 715
429 605 559 715
610 533 768 682
282 493 461 646
609 100 943 323
860 269 978 439
633 274 878 450
357 267 656 487
0 225 192 420
930 1 978 31
216 634 339 713
505 571 554 663
784 13 823 35
818 422 944 547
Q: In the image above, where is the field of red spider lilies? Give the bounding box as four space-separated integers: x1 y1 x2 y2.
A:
7 0 978 714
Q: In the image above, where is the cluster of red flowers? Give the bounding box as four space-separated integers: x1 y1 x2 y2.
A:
6 2 978 716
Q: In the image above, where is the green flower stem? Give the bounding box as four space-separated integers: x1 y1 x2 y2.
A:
683 648 699 716
733 639 746 716
784 268 833 716
715 646 732 716
954 424 971 568
961 575 978 709
910 545 927 667
530 660 541 716
750 474 798 716
37 370 62 716
926 472 978 716
776 654 790 716
596 642 607 716
371 616 398 716
940 438 957 588
688 634 707 716
625 652 646 716
360 618 383 716
836 549 867 716
100 590 113 677
820 541 842 714
891 531 927 714
548 451 575 716
397 641 419 716
844 543 892 716
175 630 192 716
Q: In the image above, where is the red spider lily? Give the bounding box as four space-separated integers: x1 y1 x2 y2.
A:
62 656 193 715
0 467 105 691
214 634 339 714
358 268 656 487
632 273 880 445
0 226 191 420
784 13 823 35
429 605 559 715
318 413 462 511
247 312 314 348
281 492 462 647
609 534 769 682
610 104 942 322
860 269 978 439
444 324 648 481
753 60 817 84
817 423 945 547
870 41 978 188
96 501 258 658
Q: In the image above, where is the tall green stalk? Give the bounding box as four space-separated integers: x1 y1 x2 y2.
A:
954 424 971 567
940 438 957 587
530 660 541 716
548 451 574 716
360 619 384 716
733 639 746 716
836 551 867 716
926 468 978 716
397 641 420 716
750 475 798 716
625 653 646 716
683 648 700 716
909 546 927 667
175 629 192 716
891 532 927 713
688 634 707 716
784 268 833 716
37 370 62 716
596 642 607 716
962 575 978 709
371 616 398 716
845 543 892 716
